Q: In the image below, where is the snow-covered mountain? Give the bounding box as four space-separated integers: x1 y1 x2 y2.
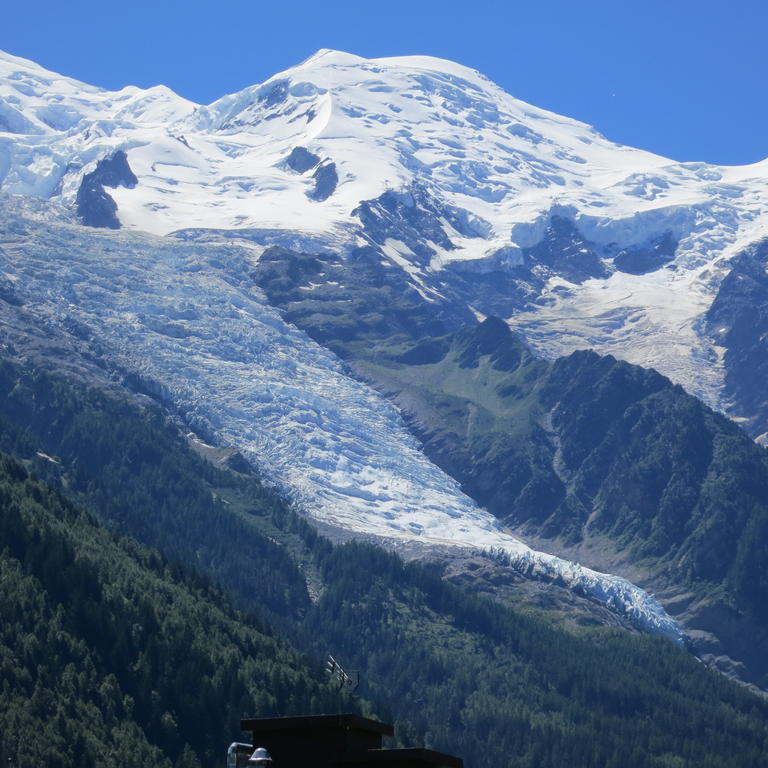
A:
5 46 768 649
3 47 768 429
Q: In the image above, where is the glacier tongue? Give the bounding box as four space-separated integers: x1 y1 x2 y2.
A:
0 203 683 643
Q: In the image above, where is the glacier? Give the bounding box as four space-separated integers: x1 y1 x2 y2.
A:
0 200 682 642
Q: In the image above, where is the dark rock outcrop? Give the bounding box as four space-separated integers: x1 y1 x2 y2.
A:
705 239 768 438
308 162 338 201
75 150 138 229
286 146 320 173
614 231 678 274
523 215 608 283
353 185 487 266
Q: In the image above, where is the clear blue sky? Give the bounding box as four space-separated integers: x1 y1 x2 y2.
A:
3 0 766 165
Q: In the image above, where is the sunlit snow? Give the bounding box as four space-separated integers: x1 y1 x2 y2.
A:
2 47 768 410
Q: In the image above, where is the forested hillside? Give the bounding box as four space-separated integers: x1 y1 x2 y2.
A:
2 357 768 767
307 542 768 768
0 453 347 768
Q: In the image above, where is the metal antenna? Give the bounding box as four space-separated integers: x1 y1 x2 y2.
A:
326 654 360 694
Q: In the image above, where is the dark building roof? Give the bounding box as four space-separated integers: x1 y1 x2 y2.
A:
240 714 462 768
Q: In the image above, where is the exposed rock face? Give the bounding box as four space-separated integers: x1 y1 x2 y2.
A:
286 146 321 173
522 215 608 284
251 244 470 356
613 231 678 274
75 151 138 229
353 185 488 266
308 162 338 201
706 239 768 439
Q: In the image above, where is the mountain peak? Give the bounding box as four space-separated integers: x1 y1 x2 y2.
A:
454 317 534 372
292 48 487 83
298 48 367 67
0 48 110 94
